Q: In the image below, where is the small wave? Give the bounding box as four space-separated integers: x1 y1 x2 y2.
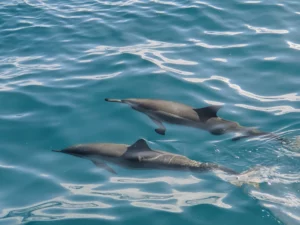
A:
264 57 277 60
235 104 300 115
287 41 300 51
0 85 13 91
150 0 178 6
245 24 288 34
0 56 60 77
131 191 230 213
94 0 141 6
243 1 261 3
0 56 60 90
70 72 121 81
0 197 113 223
190 39 248 49
204 31 243 36
184 75 300 102
0 163 15 169
61 183 231 213
86 40 196 76
11 79 44 86
216 166 300 189
251 191 300 207
110 175 201 185
278 143 300 158
250 191 300 224
212 58 227 63
23 0 67 13
195 1 224 11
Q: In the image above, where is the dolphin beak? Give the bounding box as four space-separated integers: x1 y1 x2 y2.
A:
52 149 62 153
52 149 83 158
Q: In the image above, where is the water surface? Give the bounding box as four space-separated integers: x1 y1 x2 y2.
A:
0 0 300 225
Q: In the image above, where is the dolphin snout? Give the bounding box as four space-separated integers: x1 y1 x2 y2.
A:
52 146 81 154
52 149 61 152
105 98 123 103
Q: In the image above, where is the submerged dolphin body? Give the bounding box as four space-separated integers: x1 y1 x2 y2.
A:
105 98 283 142
53 139 259 187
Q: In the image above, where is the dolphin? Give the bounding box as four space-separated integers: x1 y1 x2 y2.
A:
105 98 284 142
53 139 259 187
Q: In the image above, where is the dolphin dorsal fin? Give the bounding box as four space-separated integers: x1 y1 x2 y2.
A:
129 139 152 151
194 105 222 122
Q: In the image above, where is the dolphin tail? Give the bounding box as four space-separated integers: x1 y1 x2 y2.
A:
105 98 124 103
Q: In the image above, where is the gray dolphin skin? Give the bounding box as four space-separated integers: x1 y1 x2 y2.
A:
53 139 238 175
105 98 283 142
53 139 260 187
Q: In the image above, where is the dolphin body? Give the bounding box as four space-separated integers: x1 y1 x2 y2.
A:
105 98 282 142
53 139 259 187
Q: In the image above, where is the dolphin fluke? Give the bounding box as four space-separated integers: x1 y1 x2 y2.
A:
105 98 123 103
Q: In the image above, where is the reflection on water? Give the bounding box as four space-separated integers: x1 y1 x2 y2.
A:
216 165 300 224
189 38 248 49
110 175 201 185
194 1 224 10
286 41 300 51
1 167 299 223
184 75 300 102
204 31 243 36
1 0 300 224
245 24 289 34
0 198 114 223
250 190 300 225
85 40 197 76
60 182 231 213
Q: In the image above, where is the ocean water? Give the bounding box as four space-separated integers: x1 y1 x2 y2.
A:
0 0 300 224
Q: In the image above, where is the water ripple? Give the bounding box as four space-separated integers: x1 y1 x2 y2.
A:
184 75 300 102
0 198 114 223
244 1 261 4
251 191 300 207
94 0 141 6
190 39 248 49
86 40 196 75
61 183 231 213
23 0 98 13
0 56 58 70
204 31 243 36
245 24 289 34
287 41 300 51
236 104 300 115
212 58 227 63
0 56 61 82
195 1 224 11
1 0 300 224
56 72 122 81
250 190 300 224
110 175 201 185
264 57 277 61
150 0 178 6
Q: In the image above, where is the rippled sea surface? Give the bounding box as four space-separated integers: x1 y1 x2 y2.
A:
1 0 300 224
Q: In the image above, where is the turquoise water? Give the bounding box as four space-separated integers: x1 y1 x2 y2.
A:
1 0 300 224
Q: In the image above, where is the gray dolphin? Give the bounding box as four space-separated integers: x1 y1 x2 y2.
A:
53 139 259 187
105 98 283 142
